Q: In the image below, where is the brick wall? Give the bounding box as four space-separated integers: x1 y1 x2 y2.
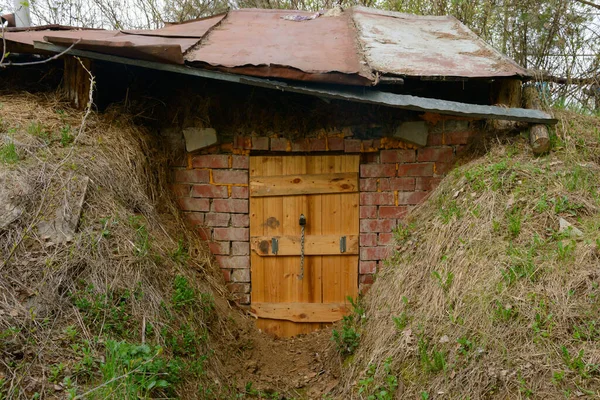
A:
171 117 478 301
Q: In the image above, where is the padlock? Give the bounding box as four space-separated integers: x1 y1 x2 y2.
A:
299 214 306 226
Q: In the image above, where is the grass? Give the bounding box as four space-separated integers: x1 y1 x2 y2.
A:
0 141 19 164
338 108 600 398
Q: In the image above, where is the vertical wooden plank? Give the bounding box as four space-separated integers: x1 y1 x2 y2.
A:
342 156 360 300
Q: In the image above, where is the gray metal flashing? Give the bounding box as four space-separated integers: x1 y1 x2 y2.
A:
34 42 557 125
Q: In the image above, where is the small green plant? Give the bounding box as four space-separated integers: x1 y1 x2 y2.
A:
573 319 600 341
535 193 549 213
172 275 196 310
60 124 74 146
357 358 398 400
393 223 414 243
556 240 576 261
169 239 189 264
439 200 462 224
420 392 430 400
332 315 360 356
128 215 150 256
506 208 523 238
552 370 565 385
432 270 454 292
532 301 554 338
517 372 533 398
63 325 78 342
0 141 19 164
552 196 582 216
493 300 517 322
27 121 51 142
418 337 446 373
48 363 65 383
392 312 409 331
93 340 181 399
457 336 474 356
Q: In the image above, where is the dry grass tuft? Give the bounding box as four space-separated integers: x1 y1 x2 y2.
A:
0 91 237 398
339 110 600 399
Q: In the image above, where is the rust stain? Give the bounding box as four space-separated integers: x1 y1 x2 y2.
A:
264 217 280 229
258 240 269 254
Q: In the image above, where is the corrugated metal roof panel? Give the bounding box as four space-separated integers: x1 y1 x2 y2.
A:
352 7 529 79
183 9 373 84
122 13 225 38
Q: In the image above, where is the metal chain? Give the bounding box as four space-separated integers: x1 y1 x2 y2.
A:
299 224 305 280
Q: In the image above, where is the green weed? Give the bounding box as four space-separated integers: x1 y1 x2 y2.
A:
517 372 533 398
552 196 582 216
418 337 446 373
560 346 599 378
439 200 462 224
432 270 454 292
392 312 409 331
332 315 360 357
27 121 51 142
128 216 150 256
170 239 189 264
60 124 74 146
357 357 398 400
573 319 600 341
556 240 576 261
493 300 517 322
172 275 196 310
0 141 19 164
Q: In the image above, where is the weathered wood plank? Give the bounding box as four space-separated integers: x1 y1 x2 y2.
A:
250 172 358 197
523 85 551 154
250 235 359 256
250 302 349 322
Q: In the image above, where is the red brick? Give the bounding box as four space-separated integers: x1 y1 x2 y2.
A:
197 226 211 240
211 199 248 213
271 138 289 152
231 213 250 227
218 256 250 269
231 186 249 199
232 155 249 169
359 261 377 274
389 177 416 191
231 268 251 282
231 241 250 255
378 178 390 191
171 184 191 197
427 132 444 146
327 137 344 151
363 153 379 163
177 197 210 212
397 163 434 177
191 184 228 198
309 138 327 151
360 246 391 260
380 149 416 163
360 164 396 178
174 169 210 184
360 192 395 206
234 135 251 150
221 269 231 282
226 282 251 293
213 228 249 241
184 212 204 227
360 219 396 233
415 177 442 191
435 162 454 175
360 275 375 284
291 139 309 152
397 191 429 205
344 139 361 153
445 131 473 145
209 241 230 255
417 147 454 162
252 136 269 151
191 155 229 169
360 178 377 191
212 170 248 184
204 213 231 227
233 294 251 304
378 233 395 245
360 206 377 219
360 234 378 247
379 206 409 219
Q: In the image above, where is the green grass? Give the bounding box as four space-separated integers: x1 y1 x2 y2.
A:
0 142 19 164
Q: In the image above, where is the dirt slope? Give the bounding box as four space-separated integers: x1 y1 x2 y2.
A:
335 110 600 399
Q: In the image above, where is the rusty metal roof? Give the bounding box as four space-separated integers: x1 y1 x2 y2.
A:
353 7 527 79
3 7 530 84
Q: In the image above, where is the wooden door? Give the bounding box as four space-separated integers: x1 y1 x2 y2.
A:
249 155 360 337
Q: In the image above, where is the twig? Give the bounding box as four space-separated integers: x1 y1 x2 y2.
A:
0 39 81 68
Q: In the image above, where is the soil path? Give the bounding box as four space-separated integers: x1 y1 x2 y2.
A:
223 324 341 399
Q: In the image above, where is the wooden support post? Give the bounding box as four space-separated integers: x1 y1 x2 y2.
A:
63 56 93 110
490 78 526 131
523 85 551 154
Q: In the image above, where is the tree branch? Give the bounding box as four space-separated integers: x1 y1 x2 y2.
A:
573 0 600 10
0 38 82 68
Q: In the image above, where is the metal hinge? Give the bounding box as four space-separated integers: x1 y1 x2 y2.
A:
340 236 347 253
271 237 279 255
